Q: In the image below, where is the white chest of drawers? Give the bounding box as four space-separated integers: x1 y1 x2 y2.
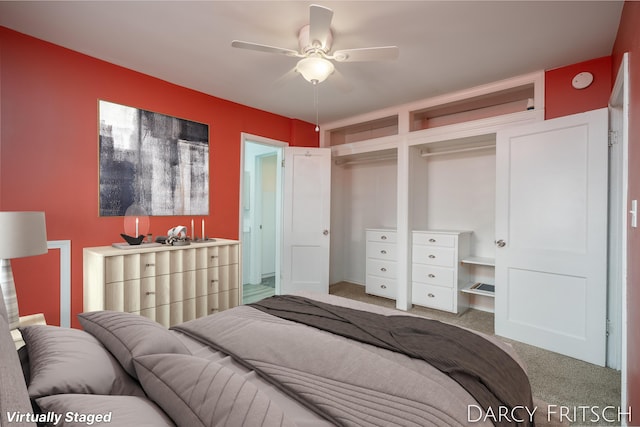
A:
365 229 397 299
83 240 240 327
411 230 470 313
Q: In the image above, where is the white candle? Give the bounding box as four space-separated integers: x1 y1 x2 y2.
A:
191 219 195 240
201 219 205 240
135 217 139 237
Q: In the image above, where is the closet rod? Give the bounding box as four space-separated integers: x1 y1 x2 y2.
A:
420 144 495 158
334 155 397 166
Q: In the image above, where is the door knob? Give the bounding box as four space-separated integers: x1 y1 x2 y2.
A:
495 239 506 248
323 230 329 236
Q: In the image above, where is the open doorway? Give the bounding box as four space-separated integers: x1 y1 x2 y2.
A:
240 135 285 304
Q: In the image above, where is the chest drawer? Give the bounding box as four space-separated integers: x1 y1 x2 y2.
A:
366 259 396 279
412 245 455 267
365 275 397 299
412 232 455 248
366 241 397 261
412 282 454 312
412 264 455 287
366 230 397 243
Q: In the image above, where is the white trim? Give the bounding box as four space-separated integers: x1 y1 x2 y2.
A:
608 52 629 422
239 133 288 299
47 240 71 327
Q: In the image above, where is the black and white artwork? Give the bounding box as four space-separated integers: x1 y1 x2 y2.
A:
99 100 209 216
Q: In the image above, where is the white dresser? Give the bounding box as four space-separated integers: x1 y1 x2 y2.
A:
83 239 240 327
365 229 397 299
411 230 470 313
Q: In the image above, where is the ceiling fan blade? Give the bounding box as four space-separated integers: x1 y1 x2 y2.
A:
231 40 301 57
332 46 399 62
309 4 333 49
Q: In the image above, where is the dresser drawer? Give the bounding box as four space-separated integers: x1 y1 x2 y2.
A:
412 232 455 248
365 275 397 299
366 230 397 243
366 241 397 261
412 283 454 312
412 264 455 288
412 246 455 267
105 253 159 283
366 259 397 279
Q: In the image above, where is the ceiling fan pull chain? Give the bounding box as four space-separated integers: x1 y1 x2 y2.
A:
314 81 320 132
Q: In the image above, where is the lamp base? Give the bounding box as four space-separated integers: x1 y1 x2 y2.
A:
0 259 19 329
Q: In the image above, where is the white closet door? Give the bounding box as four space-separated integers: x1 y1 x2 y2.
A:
281 147 331 295
495 108 608 366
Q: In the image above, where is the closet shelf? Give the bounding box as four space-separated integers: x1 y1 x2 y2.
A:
460 256 495 266
461 282 495 297
420 144 495 158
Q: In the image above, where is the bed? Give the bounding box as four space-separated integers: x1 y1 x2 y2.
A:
0 289 537 427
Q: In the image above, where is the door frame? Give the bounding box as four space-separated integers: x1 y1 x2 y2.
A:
239 133 287 298
608 52 629 413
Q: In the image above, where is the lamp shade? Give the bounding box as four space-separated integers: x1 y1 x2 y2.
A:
0 212 48 259
296 56 335 83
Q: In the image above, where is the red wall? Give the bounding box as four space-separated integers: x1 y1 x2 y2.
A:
0 27 318 327
545 56 612 120
612 0 640 416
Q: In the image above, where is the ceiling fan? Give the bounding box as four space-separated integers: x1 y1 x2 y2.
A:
231 4 399 85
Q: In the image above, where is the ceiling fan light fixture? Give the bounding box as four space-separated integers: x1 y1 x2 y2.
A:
296 56 335 84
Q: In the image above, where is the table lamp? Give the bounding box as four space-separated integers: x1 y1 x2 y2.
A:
0 212 48 329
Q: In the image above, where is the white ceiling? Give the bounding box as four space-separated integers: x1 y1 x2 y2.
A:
0 1 624 125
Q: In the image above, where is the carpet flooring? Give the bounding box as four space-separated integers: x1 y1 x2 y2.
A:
329 282 623 427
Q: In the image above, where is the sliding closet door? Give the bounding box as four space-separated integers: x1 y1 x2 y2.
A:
495 108 608 366
281 147 331 295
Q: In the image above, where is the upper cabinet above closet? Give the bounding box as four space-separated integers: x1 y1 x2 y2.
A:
409 83 535 132
321 71 545 156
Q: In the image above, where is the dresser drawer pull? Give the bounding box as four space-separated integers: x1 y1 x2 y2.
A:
428 274 436 278
428 255 436 259
429 238 436 243
145 291 156 295
380 284 387 289
211 279 219 283
380 267 387 272
427 293 435 298
210 255 218 259
380 250 387 254
381 235 387 240
145 263 155 268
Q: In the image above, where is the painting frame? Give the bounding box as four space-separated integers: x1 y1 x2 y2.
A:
98 100 210 217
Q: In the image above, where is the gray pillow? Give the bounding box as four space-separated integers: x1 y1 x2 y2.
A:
134 353 295 427
78 311 190 379
19 325 143 398
36 394 175 426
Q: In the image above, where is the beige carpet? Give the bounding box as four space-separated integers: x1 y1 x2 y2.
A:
330 282 623 427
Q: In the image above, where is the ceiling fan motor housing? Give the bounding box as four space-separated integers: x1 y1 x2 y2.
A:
298 24 333 56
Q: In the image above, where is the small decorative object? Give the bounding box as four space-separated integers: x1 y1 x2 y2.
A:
166 225 190 246
120 234 145 245
123 204 150 238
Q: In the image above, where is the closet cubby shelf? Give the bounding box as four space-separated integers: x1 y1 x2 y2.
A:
461 282 495 298
460 256 495 266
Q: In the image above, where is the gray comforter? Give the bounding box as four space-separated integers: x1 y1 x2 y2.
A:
173 294 525 427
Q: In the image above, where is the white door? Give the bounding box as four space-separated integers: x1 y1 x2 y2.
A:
281 147 331 294
495 108 608 366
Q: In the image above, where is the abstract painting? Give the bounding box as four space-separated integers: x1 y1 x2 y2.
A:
98 100 209 216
